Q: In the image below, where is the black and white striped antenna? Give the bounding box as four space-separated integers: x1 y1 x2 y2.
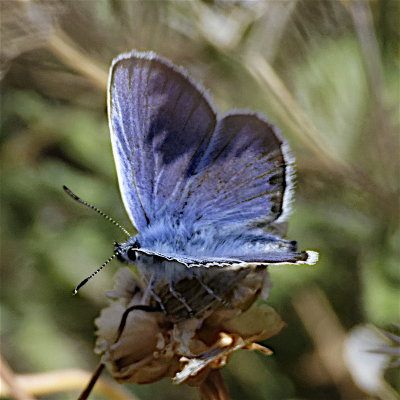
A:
63 185 131 237
63 185 130 294
72 254 117 295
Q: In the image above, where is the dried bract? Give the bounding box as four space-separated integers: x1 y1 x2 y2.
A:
95 268 285 385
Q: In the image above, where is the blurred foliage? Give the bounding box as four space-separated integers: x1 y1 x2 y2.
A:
0 0 399 399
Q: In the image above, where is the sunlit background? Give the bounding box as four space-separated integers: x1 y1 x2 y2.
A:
1 1 399 399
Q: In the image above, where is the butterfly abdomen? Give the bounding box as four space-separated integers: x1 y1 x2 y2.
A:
132 252 267 322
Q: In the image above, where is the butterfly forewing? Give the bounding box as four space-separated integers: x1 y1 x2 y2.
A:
108 51 216 231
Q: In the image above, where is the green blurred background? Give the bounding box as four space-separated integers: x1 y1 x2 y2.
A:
1 1 399 399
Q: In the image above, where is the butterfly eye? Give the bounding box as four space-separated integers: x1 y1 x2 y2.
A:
127 247 137 261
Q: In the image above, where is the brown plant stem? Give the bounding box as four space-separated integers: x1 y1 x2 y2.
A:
199 370 231 400
77 363 105 400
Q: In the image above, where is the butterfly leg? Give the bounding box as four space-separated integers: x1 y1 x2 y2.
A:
149 287 167 314
169 281 194 317
196 278 233 308
147 274 168 314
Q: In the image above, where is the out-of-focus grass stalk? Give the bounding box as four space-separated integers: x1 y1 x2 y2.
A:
0 364 140 400
0 356 36 400
292 286 364 400
344 0 397 189
245 2 298 62
245 54 345 173
47 29 108 91
293 286 400 400
188 1 348 174
18 0 107 90
245 41 397 212
174 0 397 210
340 0 399 210
346 0 385 101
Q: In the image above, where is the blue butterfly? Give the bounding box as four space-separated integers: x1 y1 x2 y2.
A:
80 50 318 322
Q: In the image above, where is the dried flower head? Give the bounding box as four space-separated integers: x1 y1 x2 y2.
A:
95 267 285 386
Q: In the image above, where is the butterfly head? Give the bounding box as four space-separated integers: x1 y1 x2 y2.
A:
114 238 141 264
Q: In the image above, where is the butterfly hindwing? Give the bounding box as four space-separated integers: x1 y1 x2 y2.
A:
179 112 293 228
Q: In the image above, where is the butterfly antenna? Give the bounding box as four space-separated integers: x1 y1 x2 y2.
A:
73 254 117 295
63 185 131 237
